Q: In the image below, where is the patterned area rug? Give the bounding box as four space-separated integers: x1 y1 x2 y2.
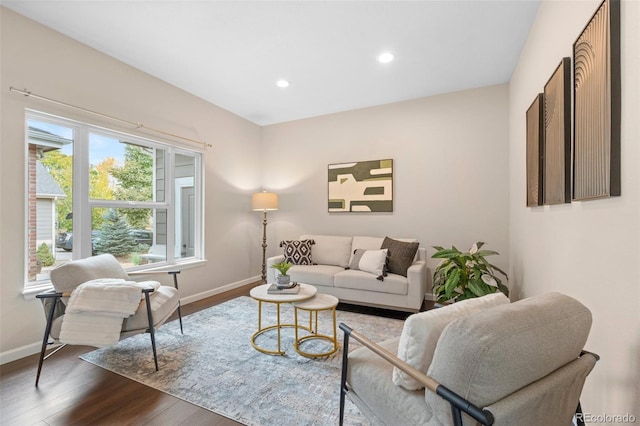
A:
80 296 405 425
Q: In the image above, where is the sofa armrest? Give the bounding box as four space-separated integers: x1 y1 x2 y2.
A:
266 254 285 284
338 323 494 426
406 260 427 311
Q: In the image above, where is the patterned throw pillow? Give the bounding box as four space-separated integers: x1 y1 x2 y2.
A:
280 239 315 265
380 237 419 277
348 248 389 281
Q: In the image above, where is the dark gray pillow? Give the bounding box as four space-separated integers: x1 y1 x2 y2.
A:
380 237 419 277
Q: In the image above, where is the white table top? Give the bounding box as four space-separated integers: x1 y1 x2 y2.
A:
250 283 317 303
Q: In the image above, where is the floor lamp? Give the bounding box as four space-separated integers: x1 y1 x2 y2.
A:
252 191 278 283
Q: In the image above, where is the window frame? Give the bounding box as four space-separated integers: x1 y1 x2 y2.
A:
24 109 205 296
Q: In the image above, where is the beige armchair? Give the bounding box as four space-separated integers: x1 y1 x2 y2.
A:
35 254 183 386
339 292 599 425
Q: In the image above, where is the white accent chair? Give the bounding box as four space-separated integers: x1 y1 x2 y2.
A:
35 254 183 386
339 292 599 425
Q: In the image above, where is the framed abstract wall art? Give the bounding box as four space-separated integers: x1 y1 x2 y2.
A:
328 159 393 212
543 57 571 205
573 0 621 200
526 93 544 207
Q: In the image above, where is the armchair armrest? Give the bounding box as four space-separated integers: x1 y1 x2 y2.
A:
338 323 495 426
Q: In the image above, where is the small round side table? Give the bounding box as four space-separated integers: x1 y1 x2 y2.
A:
249 283 317 355
293 293 339 358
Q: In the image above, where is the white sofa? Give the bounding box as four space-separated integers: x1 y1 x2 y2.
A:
267 235 427 312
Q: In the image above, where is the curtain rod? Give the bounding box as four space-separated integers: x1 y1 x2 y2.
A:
9 86 212 148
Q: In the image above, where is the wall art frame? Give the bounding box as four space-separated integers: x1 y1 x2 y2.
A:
328 159 393 213
573 0 621 200
543 57 572 205
526 93 544 207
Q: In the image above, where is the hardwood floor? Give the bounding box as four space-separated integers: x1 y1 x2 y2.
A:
0 284 432 425
0 284 253 426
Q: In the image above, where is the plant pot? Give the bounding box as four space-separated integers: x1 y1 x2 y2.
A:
276 274 291 286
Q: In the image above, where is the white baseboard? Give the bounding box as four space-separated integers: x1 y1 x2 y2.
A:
424 292 436 302
179 276 259 305
0 341 43 365
1 276 260 365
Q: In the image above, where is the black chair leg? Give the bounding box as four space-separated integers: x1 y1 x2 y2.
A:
575 402 585 426
35 295 60 387
339 324 352 426
143 290 159 371
170 271 184 334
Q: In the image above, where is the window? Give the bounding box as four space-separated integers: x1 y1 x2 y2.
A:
26 110 203 287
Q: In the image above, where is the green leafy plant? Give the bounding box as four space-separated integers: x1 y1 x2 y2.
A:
270 260 293 276
36 243 55 267
432 242 508 303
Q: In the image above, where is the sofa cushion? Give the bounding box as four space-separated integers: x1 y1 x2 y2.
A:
425 292 592 424
381 237 419 277
348 248 388 279
335 270 408 295
347 337 434 425
280 239 314 265
300 234 352 267
392 293 510 390
289 264 343 287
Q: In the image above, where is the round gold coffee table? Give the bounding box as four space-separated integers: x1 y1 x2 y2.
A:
249 283 317 355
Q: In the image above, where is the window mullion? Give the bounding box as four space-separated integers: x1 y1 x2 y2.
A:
74 125 91 259
166 149 175 263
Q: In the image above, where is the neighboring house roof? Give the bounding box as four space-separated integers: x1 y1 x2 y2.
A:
36 160 66 199
29 126 73 152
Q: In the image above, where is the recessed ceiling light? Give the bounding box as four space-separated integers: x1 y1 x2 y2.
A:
377 52 394 64
276 80 290 88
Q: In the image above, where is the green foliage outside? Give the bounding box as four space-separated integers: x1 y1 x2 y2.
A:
41 142 154 238
40 151 73 231
432 242 509 303
110 145 153 229
94 209 140 257
36 243 55 267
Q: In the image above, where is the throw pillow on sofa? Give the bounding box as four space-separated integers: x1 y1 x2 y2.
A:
348 248 389 280
280 239 315 265
392 292 510 390
381 237 419 277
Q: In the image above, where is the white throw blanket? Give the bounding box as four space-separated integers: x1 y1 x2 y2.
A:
59 278 160 347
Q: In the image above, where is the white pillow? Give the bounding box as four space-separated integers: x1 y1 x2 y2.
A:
349 248 388 277
392 292 510 390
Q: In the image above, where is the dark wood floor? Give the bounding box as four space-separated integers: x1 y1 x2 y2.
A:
0 284 253 426
0 285 432 425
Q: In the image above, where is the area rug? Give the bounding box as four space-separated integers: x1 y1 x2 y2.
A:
80 296 405 425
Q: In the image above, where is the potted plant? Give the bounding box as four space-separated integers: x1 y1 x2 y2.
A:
270 260 293 286
432 241 508 303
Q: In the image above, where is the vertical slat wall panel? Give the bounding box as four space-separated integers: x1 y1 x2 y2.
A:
526 93 544 207
543 58 571 205
573 0 621 200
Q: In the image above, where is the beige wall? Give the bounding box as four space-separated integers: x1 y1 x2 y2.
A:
509 0 640 417
0 7 263 361
261 84 511 275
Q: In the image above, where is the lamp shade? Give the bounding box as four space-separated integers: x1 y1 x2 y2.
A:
252 192 278 211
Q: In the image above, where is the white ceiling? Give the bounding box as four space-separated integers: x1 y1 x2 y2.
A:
3 0 540 126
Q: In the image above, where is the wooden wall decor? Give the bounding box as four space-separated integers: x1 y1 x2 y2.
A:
573 0 621 200
526 93 544 207
543 57 571 205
